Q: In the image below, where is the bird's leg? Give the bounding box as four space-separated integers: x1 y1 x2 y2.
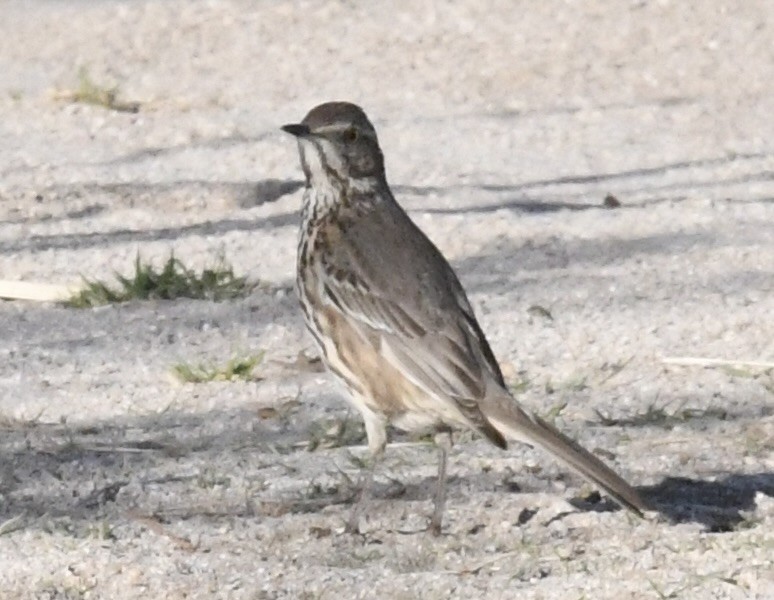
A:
346 451 381 534
429 429 453 536
346 411 387 535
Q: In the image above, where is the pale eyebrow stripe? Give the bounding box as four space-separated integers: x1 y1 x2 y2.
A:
311 123 377 138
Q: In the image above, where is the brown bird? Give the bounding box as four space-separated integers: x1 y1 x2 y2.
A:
282 101 648 534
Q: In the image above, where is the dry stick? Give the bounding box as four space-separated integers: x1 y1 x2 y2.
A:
80 445 164 454
662 356 774 369
0 280 74 302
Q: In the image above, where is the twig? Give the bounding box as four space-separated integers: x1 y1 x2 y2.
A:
0 280 74 302
79 444 166 454
662 357 774 369
292 440 429 451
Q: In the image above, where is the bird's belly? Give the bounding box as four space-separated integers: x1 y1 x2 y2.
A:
312 321 468 434
390 411 445 433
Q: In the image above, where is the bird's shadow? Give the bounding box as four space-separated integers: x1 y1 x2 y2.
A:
1 409 771 537
564 472 773 531
635 473 774 531
339 469 774 534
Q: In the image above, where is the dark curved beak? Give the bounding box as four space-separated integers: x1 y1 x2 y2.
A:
281 123 311 137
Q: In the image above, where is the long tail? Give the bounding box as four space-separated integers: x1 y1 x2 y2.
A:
482 392 649 516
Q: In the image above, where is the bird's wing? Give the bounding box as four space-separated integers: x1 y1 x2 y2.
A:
317 206 504 437
321 271 487 417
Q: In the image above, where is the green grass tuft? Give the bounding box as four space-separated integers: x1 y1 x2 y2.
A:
172 353 265 383
69 66 140 113
306 417 366 451
68 253 252 307
595 402 729 429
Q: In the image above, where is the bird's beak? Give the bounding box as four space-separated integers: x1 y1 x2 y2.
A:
281 123 311 137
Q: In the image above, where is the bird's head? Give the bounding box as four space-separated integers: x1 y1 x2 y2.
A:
282 102 385 190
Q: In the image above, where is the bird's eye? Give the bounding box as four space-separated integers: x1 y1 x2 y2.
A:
343 127 359 143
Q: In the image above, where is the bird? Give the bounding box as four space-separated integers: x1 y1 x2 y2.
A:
282 101 648 534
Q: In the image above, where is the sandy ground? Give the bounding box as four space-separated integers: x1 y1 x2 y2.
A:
1 1 773 598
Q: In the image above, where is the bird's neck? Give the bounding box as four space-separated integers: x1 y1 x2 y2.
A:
301 175 386 222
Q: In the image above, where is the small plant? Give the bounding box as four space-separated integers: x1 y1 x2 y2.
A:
544 373 589 395
58 66 140 113
508 374 530 395
87 520 116 541
542 400 568 423
526 304 554 321
196 467 231 489
561 374 589 392
172 353 264 383
68 253 252 307
306 417 366 451
595 402 729 429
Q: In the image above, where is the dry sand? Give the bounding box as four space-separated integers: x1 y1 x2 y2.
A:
0 1 772 598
